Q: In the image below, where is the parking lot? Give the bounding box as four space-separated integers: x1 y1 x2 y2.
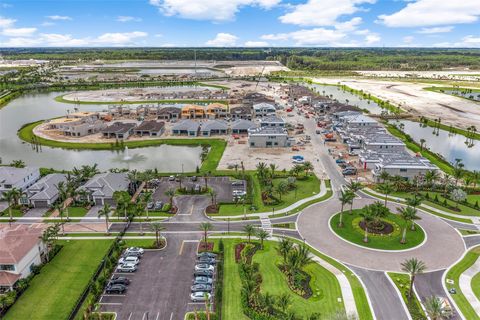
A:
99 235 202 320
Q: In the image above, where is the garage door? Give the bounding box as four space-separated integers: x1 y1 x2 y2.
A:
94 198 103 206
33 200 49 208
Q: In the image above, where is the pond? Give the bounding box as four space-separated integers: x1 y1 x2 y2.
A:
0 91 202 171
308 83 384 114
394 120 480 171
442 89 480 102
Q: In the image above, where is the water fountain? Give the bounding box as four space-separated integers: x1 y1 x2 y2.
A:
123 146 133 161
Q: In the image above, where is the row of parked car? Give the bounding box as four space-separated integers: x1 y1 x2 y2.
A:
336 158 358 176
232 180 246 199
105 247 145 294
190 252 217 302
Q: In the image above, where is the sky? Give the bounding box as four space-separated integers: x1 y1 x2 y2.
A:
0 0 479 47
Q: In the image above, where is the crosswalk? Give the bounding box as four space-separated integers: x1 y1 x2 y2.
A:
260 216 273 235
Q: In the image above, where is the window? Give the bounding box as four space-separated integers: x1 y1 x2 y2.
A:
400 169 407 172
0 265 15 271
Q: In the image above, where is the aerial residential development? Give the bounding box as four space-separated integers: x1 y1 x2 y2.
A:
1 2 480 320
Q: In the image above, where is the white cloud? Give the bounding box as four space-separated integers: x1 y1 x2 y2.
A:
279 0 375 27
403 36 414 43
335 17 363 32
261 33 289 41
1 37 41 47
0 16 16 28
462 35 480 45
365 34 381 44
46 15 72 21
206 33 238 46
94 31 148 45
117 16 142 22
417 26 454 34
378 0 480 27
262 28 347 46
149 0 280 21
244 41 269 47
40 33 89 46
41 21 55 27
1 27 37 37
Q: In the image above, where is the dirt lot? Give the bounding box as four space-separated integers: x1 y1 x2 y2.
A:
313 77 480 129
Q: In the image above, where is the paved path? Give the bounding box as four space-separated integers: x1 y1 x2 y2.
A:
459 256 480 314
297 197 465 271
23 207 48 218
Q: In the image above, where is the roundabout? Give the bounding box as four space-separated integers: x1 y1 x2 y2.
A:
329 208 426 251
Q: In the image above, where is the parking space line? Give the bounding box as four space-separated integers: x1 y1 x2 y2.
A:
179 240 185 255
156 312 161 320
169 312 173 320
102 294 126 297
188 302 205 305
127 312 133 320
99 302 123 306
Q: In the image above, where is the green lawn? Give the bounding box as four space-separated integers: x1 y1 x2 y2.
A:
472 272 480 301
445 246 480 320
253 241 345 318
387 272 427 319
217 174 321 216
0 207 24 217
4 240 113 320
330 209 425 250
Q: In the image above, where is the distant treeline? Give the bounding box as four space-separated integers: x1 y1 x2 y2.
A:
2 47 480 71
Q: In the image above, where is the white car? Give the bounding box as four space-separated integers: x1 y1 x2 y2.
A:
119 256 140 266
190 291 211 302
116 263 137 273
232 190 246 197
195 264 215 272
125 247 144 255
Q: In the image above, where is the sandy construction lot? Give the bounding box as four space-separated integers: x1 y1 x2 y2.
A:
357 70 480 81
313 77 480 129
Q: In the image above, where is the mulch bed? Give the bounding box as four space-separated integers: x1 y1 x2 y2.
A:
235 243 245 263
169 206 178 214
278 265 313 299
198 241 214 252
359 220 394 235
205 204 219 214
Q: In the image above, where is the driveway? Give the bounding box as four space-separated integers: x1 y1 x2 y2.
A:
172 195 210 222
99 234 201 320
23 207 49 218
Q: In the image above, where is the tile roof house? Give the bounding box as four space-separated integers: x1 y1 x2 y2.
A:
206 103 228 119
253 102 277 118
0 167 40 198
199 120 229 136
24 173 67 208
134 120 165 137
77 172 129 206
231 119 257 134
230 105 252 120
0 225 45 292
171 120 201 136
101 122 137 140
157 107 181 120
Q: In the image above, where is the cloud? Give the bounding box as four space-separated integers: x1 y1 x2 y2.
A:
41 21 55 27
206 33 238 46
462 35 480 45
403 35 414 43
378 0 480 27
0 16 15 28
94 31 148 44
244 41 269 47
417 26 454 34
149 0 280 21
262 28 347 46
365 34 381 44
1 27 37 37
279 0 375 27
0 37 42 47
117 16 142 22
46 15 72 21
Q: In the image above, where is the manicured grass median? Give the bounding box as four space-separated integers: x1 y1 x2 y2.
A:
4 240 113 320
445 246 480 320
388 272 426 319
330 209 425 250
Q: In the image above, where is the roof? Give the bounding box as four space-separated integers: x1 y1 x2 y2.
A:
200 120 228 132
253 102 276 110
0 271 20 287
78 172 129 198
172 120 201 132
231 119 256 130
181 104 205 112
260 115 285 124
0 225 43 265
248 126 288 136
206 103 227 110
28 174 67 201
101 122 136 134
157 107 181 115
135 120 165 132
0 167 39 186
230 106 252 115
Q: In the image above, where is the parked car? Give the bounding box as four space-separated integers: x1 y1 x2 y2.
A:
125 247 144 255
196 257 216 265
154 201 163 210
191 284 213 293
232 190 246 197
116 263 137 273
190 291 211 302
168 175 175 181
119 256 140 266
109 276 130 286
106 284 127 294
194 270 214 278
194 276 213 285
124 251 142 258
342 168 357 176
191 176 197 181
231 181 243 187
197 252 217 259
195 264 215 272
335 159 346 164
194 184 201 193
147 202 155 210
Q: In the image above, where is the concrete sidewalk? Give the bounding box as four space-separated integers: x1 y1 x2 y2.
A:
459 256 480 314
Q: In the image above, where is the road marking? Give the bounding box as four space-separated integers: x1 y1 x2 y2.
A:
169 312 173 320
99 302 123 306
188 302 205 305
156 312 160 320
127 312 133 320
102 294 126 297
179 240 185 255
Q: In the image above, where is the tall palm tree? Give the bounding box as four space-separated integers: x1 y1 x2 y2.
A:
97 203 112 235
135 204 144 234
377 182 394 207
379 171 390 183
54 204 66 235
401 258 427 301
209 190 217 207
200 222 212 244
406 194 422 211
302 161 314 176
243 224 255 243
275 181 289 202
424 296 451 320
256 228 270 249
338 190 354 228
397 206 419 243
149 222 166 248
425 170 440 191
346 180 362 212
2 188 20 224
419 138 426 151
114 192 129 220
269 163 277 179
165 189 175 208
143 192 152 220
359 209 373 243
472 170 480 189
277 238 293 264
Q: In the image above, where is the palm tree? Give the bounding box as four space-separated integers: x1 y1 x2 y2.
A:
209 190 217 208
243 224 255 243
472 170 480 189
338 190 354 228
165 189 175 208
277 238 293 264
275 181 289 202
149 222 165 248
135 204 144 234
425 170 440 191
256 228 270 249
54 204 66 235
379 171 390 183
424 296 451 320
359 209 373 243
269 163 277 179
419 138 426 151
452 159 464 186
2 188 20 224
346 180 362 212
143 191 152 220
97 203 112 235
200 222 212 244
302 161 314 176
276 293 291 314
10 159 25 168
377 182 394 207
397 206 419 243
401 258 427 301
114 192 129 220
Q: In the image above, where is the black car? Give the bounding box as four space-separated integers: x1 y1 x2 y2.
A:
109 276 130 286
191 284 213 293
106 284 127 294
197 252 217 259
196 257 216 265
194 270 214 278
